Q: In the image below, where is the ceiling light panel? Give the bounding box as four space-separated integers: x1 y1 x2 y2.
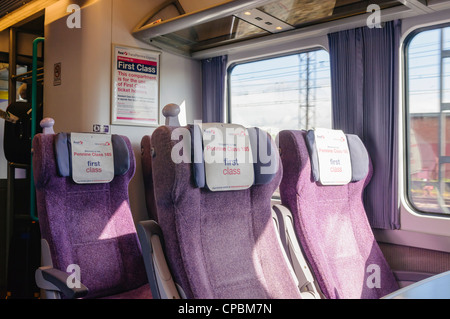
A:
234 8 294 33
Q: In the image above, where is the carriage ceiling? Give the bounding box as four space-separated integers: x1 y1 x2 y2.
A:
1 0 450 57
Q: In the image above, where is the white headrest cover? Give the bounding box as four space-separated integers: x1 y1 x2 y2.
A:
310 128 352 185
201 123 254 192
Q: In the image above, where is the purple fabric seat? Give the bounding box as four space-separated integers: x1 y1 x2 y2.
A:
33 133 151 299
144 124 302 299
278 130 398 299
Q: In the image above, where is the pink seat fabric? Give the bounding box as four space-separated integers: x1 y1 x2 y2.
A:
33 133 151 299
278 130 398 299
143 124 302 299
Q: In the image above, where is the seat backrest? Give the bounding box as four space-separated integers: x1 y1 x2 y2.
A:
141 103 181 222
278 129 398 299
33 133 149 299
147 123 302 299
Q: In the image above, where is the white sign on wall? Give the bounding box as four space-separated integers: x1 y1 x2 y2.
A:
111 45 160 126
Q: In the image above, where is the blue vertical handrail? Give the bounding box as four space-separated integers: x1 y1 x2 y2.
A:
30 37 44 222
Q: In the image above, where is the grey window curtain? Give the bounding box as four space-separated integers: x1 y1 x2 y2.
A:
201 55 228 123
328 20 401 230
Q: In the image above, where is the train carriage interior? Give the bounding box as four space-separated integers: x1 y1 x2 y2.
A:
0 0 450 305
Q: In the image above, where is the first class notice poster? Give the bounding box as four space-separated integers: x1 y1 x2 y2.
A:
111 45 160 126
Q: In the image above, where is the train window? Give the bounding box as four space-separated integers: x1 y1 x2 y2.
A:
405 24 450 216
228 49 332 138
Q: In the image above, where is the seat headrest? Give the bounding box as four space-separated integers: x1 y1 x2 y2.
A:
55 133 130 183
189 123 278 191
305 129 369 184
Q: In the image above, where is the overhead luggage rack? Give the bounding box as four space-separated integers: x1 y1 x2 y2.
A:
132 0 405 57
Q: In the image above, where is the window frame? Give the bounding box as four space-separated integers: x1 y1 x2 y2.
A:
226 46 331 130
403 21 450 218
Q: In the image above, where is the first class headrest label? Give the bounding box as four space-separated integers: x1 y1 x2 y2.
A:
201 123 254 191
314 128 352 185
71 133 114 184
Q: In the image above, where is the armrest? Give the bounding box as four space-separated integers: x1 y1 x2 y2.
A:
272 204 321 298
35 266 89 299
137 220 181 299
